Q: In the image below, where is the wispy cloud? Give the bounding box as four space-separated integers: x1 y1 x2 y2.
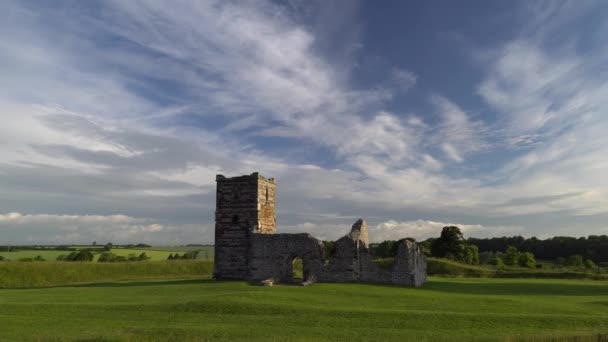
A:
1 1 608 244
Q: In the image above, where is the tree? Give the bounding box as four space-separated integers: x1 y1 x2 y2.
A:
104 243 113 252
431 226 479 265
98 252 116 262
518 252 536 268
585 259 597 269
503 246 520 266
567 255 584 267
92 241 97 246
64 250 94 262
464 245 480 265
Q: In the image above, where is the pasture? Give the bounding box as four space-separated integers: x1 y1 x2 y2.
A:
0 246 214 261
1 274 608 341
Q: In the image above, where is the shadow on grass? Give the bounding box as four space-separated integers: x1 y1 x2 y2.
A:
423 279 608 296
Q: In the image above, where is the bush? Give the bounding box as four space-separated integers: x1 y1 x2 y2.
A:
556 257 566 265
322 241 336 263
99 252 149 263
503 246 520 266
518 252 535 268
62 250 94 262
34 255 45 262
463 245 480 265
585 259 597 269
168 252 198 260
0 256 5 261
566 255 584 267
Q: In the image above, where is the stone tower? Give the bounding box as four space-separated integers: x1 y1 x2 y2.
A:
214 172 276 279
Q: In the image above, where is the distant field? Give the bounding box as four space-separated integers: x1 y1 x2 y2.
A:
1 277 608 341
0 246 214 261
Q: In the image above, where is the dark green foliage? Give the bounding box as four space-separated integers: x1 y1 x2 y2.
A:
502 246 536 268
463 245 480 265
518 252 536 268
167 252 198 260
557 257 566 265
98 253 112 262
373 240 400 258
99 252 149 263
62 250 95 262
503 246 520 266
418 240 431 256
321 241 335 263
103 243 113 252
431 226 479 265
431 226 464 258
567 255 584 267
585 259 597 269
0 256 5 261
480 251 504 265
467 235 608 263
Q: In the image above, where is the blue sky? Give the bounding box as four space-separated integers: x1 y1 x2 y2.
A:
2 0 608 245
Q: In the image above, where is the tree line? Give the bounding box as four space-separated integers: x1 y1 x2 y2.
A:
467 235 608 263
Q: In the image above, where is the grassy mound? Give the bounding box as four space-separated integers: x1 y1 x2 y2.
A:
0 260 213 288
427 257 495 277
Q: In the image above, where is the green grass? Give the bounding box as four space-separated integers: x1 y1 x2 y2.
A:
0 246 213 261
426 258 608 280
1 277 608 341
0 260 213 288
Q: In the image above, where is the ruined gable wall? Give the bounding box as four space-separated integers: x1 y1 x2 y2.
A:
249 233 324 282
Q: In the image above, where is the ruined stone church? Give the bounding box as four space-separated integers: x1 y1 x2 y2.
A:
213 172 426 286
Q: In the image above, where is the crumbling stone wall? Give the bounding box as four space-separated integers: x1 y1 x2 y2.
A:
213 173 426 287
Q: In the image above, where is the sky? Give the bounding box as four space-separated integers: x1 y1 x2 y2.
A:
2 0 608 245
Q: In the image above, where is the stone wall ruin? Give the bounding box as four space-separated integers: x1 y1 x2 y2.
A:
213 172 426 287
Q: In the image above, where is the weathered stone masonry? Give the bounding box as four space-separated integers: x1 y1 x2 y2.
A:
214 172 426 287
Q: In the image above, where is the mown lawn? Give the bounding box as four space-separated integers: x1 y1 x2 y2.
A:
1 277 608 341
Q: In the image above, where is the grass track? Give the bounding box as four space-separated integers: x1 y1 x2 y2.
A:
2 277 608 341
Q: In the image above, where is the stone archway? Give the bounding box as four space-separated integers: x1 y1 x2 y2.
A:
291 256 304 282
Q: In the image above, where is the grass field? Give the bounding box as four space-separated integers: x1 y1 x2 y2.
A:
1 277 608 341
0 246 214 261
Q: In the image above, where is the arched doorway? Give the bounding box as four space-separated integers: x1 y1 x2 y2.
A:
292 257 304 282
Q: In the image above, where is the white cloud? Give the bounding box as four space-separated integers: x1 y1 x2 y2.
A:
441 144 463 163
0 212 212 245
370 220 524 242
391 68 417 92
1 0 608 245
